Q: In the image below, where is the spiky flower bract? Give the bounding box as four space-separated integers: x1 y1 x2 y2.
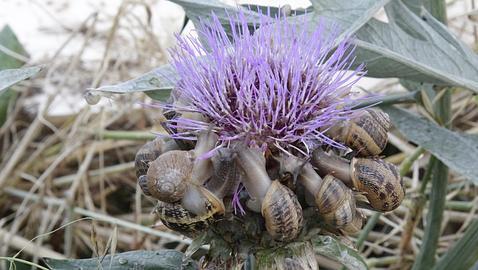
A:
166 9 366 152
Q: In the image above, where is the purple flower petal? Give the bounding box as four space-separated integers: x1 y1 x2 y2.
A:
165 9 367 152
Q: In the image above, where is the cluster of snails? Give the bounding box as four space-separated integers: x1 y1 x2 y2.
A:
134 108 405 243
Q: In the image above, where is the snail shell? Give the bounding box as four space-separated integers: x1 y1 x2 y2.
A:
315 175 356 228
351 157 404 212
207 148 242 198
328 108 391 156
145 150 193 202
342 209 365 235
155 187 225 237
262 181 303 242
135 138 165 178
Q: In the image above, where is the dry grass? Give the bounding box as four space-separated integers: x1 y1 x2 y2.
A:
0 0 477 269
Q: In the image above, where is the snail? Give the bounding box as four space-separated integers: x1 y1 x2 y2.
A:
145 150 193 202
155 148 244 237
325 108 391 156
155 186 225 238
135 138 178 197
235 145 303 242
279 154 363 234
206 148 243 199
141 130 217 205
311 149 404 212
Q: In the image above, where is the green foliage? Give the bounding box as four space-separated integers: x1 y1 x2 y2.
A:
44 250 198 270
383 106 478 184
309 0 391 44
311 236 368 270
87 64 176 102
352 2 478 91
0 66 42 93
432 220 478 270
0 25 29 127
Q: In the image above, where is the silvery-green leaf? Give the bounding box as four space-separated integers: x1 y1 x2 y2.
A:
241 4 313 17
351 1 478 92
44 250 197 270
86 64 176 104
310 0 390 43
311 235 368 270
0 25 29 127
402 0 422 14
0 66 42 93
382 106 478 184
432 220 478 270
168 0 261 25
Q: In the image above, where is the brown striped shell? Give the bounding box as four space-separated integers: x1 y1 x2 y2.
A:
329 108 391 156
262 181 303 242
145 150 193 202
155 187 225 238
342 210 365 235
351 157 404 212
135 139 165 178
315 175 356 229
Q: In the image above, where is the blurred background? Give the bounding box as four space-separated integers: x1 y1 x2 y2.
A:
0 0 477 269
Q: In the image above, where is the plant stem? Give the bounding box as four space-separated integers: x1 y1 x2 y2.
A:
399 157 436 257
95 130 157 141
399 146 425 176
411 2 450 269
356 212 380 251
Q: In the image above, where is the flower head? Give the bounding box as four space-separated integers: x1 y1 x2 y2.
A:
165 9 366 152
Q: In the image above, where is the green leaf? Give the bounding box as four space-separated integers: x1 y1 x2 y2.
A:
0 25 29 127
87 64 176 103
311 235 368 270
310 0 390 43
0 66 42 93
382 106 478 184
169 0 259 21
432 220 478 270
43 250 198 270
240 4 313 17
352 1 478 92
0 25 28 70
255 241 319 270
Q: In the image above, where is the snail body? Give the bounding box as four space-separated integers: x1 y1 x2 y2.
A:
155 187 225 237
236 146 303 241
140 130 217 205
326 108 391 156
207 148 242 198
297 161 363 233
312 150 404 212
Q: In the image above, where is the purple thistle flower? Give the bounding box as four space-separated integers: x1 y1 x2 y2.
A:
166 9 366 152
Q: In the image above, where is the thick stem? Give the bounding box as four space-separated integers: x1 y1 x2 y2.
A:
311 149 353 186
235 146 272 205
